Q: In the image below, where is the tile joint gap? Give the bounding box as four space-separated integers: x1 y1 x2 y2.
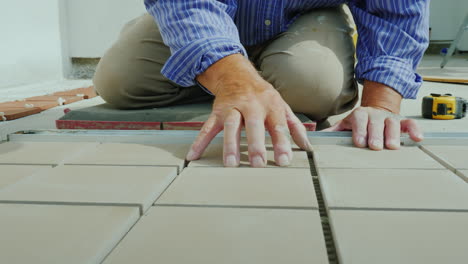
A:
0 200 141 210
330 207 468 213
154 204 318 210
419 146 466 182
308 151 340 264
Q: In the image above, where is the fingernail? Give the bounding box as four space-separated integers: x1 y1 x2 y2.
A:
370 139 383 149
186 149 197 161
225 155 238 167
388 140 400 149
418 133 424 139
251 155 265 168
357 137 366 147
277 154 290 167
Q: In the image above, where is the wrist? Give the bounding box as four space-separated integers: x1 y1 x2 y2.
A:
361 80 403 114
196 54 261 96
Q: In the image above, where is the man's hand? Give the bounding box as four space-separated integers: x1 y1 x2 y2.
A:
325 81 424 150
186 54 312 167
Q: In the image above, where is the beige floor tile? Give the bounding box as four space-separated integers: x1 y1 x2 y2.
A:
189 144 310 168
0 142 96 165
103 206 327 264
0 165 51 189
65 143 188 171
156 167 317 208
0 204 139 264
423 146 468 170
0 165 177 212
320 169 468 210
312 145 443 169
329 210 468 264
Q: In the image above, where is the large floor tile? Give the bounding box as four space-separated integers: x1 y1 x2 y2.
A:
0 204 139 264
423 146 468 170
0 165 51 189
156 167 317 208
189 144 310 168
312 145 443 169
0 165 177 212
104 206 327 264
320 168 468 210
329 210 468 264
65 143 188 171
0 142 96 165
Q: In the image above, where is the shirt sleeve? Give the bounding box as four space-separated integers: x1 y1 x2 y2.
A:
144 0 247 88
348 0 430 99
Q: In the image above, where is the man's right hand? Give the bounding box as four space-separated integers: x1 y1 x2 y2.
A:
186 54 313 167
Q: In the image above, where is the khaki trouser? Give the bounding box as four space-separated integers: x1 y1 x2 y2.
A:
94 6 358 121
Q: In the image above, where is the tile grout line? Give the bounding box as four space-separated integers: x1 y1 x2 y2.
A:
155 203 318 210
0 200 142 212
419 145 468 183
329 207 468 213
308 152 340 264
62 163 180 170
149 160 190 209
99 209 144 264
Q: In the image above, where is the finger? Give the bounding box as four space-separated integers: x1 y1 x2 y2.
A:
384 117 401 150
285 108 313 151
401 119 424 142
367 115 385 151
322 121 343 132
351 110 369 148
186 114 223 161
223 109 242 167
244 108 267 168
267 109 293 167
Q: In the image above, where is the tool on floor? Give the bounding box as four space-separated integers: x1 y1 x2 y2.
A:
422 93 467 120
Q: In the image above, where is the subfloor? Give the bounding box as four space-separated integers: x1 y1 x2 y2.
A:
0 54 467 263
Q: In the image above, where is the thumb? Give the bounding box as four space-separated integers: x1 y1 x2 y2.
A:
323 120 345 132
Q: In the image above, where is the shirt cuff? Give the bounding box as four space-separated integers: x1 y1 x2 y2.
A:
161 37 248 88
355 56 423 99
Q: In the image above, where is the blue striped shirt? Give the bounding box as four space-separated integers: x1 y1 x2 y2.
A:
144 0 429 99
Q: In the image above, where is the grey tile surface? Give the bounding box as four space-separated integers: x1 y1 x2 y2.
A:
189 144 310 168
65 143 188 171
156 167 317 208
329 210 468 264
0 165 51 189
312 145 444 169
0 204 139 264
0 165 177 212
104 206 327 264
319 168 468 210
0 142 96 165
423 146 468 170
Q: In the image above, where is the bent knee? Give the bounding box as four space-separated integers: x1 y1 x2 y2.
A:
93 58 136 109
261 46 355 120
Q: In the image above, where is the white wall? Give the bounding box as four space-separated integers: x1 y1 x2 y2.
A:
66 0 146 58
430 0 468 50
0 0 69 89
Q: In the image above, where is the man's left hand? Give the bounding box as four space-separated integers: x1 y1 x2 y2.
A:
324 80 424 150
324 106 424 150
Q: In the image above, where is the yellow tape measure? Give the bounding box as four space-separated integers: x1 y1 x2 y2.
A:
422 94 467 120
